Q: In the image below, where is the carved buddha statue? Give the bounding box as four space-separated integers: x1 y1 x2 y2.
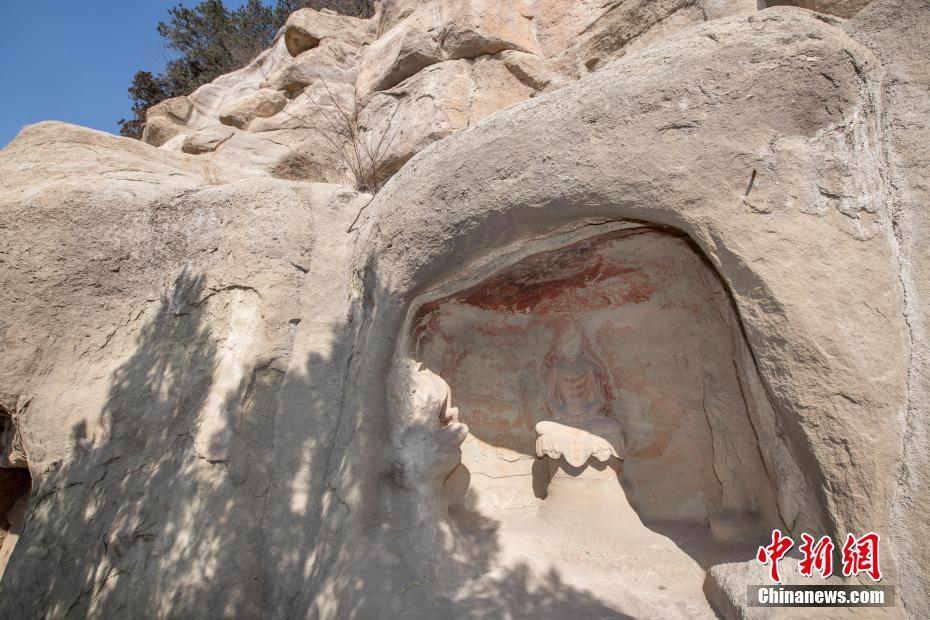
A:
536 325 624 468
544 324 611 423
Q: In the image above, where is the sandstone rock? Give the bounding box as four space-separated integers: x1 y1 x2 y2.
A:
142 1 768 185
342 8 909 615
498 49 565 92
572 0 707 72
218 88 287 129
0 412 27 470
709 510 764 542
181 125 235 155
141 96 194 147
763 0 875 18
703 560 857 619
359 56 533 176
359 60 472 175
148 95 193 123
251 78 356 133
283 6 375 57
355 4 444 102
357 0 541 103
260 39 359 95
469 54 537 122
437 0 538 59
844 1 930 616
141 116 177 147
0 122 368 617
379 0 422 31
701 0 761 19
2 1 930 618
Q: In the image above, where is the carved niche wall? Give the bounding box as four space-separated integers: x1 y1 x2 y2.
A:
411 226 785 530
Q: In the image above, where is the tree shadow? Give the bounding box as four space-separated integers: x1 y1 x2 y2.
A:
0 262 637 618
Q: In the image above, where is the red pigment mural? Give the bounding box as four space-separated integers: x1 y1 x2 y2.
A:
413 227 766 522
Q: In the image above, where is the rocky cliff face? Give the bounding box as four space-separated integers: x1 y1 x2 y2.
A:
140 0 770 185
0 1 927 618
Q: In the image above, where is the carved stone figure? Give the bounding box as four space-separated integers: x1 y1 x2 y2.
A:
536 325 625 469
536 419 624 468
0 412 26 470
387 359 469 489
544 324 612 423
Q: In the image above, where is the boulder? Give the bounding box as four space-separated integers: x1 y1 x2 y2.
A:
284 6 375 57
260 39 359 95
355 4 444 102
147 96 193 123
218 88 287 129
379 0 422 31
703 560 854 619
356 0 541 103
141 96 194 147
358 56 533 176
571 0 707 72
181 125 236 155
437 0 538 60
346 9 908 614
141 115 182 148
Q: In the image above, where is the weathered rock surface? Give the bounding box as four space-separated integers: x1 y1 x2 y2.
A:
2 0 929 618
218 88 287 129
181 124 235 154
0 121 368 617
764 0 874 18
844 1 930 617
137 0 769 186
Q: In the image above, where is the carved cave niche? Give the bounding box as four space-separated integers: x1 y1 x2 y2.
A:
410 225 788 535
0 407 31 580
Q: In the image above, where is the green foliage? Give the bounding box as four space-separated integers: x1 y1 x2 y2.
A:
119 0 375 138
118 71 173 138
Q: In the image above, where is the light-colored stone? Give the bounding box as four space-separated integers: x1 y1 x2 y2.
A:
535 420 625 467
283 6 375 57
218 88 287 129
142 1 767 184
763 0 875 18
357 0 541 103
571 0 707 72
260 39 359 95
355 4 444 102
703 560 856 619
437 0 538 59
0 412 27 470
358 56 534 176
0 122 369 616
148 95 193 123
845 1 930 616
338 8 911 615
141 116 180 147
181 125 235 154
1 1 929 618
141 96 194 147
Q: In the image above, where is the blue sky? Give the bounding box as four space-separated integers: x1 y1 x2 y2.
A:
0 1 248 148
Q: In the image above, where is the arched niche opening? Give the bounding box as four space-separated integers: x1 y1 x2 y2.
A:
407 224 805 610
0 407 31 581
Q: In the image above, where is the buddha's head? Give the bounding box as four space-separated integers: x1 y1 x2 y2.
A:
558 324 584 362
